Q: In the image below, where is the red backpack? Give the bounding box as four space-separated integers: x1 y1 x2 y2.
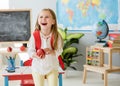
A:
24 30 64 70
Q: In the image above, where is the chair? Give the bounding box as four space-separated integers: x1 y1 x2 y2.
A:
20 56 64 86
20 58 34 86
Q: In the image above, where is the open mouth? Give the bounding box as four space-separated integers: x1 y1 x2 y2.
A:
41 23 47 25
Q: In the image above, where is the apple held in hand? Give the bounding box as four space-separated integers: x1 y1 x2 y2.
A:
20 45 26 51
7 47 12 52
36 49 42 56
36 49 45 56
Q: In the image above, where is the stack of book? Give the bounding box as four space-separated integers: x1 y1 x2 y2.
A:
109 33 120 40
107 34 120 48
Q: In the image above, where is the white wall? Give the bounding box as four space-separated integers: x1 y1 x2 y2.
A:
0 0 9 9
9 0 56 32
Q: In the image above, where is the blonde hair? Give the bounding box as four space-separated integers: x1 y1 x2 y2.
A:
35 8 63 50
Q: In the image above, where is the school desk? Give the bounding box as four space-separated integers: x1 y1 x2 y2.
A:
1 66 64 86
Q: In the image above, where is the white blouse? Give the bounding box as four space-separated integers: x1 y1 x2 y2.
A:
27 32 63 75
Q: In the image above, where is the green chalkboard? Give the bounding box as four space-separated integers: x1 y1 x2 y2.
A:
0 10 31 42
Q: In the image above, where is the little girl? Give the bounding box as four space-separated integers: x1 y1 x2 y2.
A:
28 8 63 86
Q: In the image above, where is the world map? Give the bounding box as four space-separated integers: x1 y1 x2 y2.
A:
56 0 118 30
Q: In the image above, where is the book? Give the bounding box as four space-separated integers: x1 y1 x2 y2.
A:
112 44 120 47
107 40 120 48
109 33 120 40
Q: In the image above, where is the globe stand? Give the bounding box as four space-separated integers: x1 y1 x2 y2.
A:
95 39 108 47
96 39 106 43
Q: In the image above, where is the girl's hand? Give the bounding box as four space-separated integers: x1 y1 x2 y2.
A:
44 48 55 55
36 49 45 59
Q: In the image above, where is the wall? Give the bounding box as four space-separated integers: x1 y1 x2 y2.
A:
0 0 9 9
118 0 120 23
9 0 56 32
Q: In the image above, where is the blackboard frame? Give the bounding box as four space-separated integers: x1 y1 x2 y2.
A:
0 9 31 43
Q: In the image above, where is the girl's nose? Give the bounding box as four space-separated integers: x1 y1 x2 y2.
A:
42 17 46 21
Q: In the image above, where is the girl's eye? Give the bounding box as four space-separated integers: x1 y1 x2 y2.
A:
40 16 43 18
45 16 49 18
39 16 49 18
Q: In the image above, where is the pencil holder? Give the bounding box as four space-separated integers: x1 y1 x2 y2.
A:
7 57 15 72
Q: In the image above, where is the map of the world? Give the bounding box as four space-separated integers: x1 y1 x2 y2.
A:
56 0 118 30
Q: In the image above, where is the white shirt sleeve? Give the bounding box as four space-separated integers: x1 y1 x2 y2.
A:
27 34 36 57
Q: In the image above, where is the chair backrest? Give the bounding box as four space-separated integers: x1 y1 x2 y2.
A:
58 55 65 70
23 58 33 66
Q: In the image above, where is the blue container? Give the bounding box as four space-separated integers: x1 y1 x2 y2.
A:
7 57 15 72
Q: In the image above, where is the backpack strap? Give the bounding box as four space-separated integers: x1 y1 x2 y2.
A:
33 30 41 51
33 30 54 50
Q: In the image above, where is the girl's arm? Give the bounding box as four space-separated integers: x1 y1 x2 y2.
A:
27 35 37 58
28 34 45 59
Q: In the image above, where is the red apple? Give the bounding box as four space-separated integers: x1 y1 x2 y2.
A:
36 49 42 56
7 47 12 52
36 49 45 56
20 45 26 51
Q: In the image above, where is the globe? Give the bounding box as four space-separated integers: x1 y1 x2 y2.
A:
93 20 109 43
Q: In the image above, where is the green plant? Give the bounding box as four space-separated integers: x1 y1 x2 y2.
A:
58 27 84 70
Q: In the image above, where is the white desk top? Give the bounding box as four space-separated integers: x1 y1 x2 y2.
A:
1 66 30 76
1 66 64 76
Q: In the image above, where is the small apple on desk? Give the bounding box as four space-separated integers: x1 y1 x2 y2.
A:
20 45 26 51
7 47 12 52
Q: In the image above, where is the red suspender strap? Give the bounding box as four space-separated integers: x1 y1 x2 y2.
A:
33 30 41 51
33 30 54 50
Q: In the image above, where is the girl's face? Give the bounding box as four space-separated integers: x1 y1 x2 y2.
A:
38 10 55 30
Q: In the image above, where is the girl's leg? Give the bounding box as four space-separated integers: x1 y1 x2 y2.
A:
47 70 58 86
32 72 45 86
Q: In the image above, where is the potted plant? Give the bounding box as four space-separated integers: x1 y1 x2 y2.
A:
58 27 84 70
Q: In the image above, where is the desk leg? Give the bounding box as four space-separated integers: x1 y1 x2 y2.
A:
4 76 8 86
104 71 108 86
83 67 87 84
109 50 112 69
59 74 63 86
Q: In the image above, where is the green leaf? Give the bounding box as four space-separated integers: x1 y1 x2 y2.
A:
63 53 72 58
62 47 77 57
63 39 79 49
58 27 84 70
58 27 66 40
67 33 84 40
